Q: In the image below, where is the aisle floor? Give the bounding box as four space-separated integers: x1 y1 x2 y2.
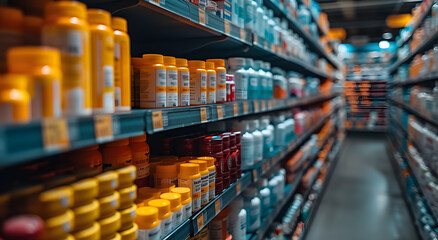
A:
305 133 419 240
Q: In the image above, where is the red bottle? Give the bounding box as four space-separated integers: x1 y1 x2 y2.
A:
2 215 44 240
220 133 231 189
234 131 242 177
199 136 224 195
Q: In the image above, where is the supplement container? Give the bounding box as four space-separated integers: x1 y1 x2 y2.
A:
119 204 136 231
118 184 137 210
206 59 227 103
129 133 150 187
153 163 178 191
219 134 231 188
30 186 73 219
135 207 161 240
43 210 74 240
72 222 100 240
102 139 133 169
7 46 61 119
43 1 92 116
96 171 119 198
148 199 172 236
140 54 166 108
242 187 261 232
163 56 179 107
234 131 242 176
112 17 131 112
188 60 207 105
245 58 259 99
197 157 216 201
189 160 210 206
208 206 229 240
177 137 199 157
233 121 254 169
205 62 217 104
178 163 202 212
98 211 121 239
99 192 120 219
225 133 237 183
175 58 190 106
198 136 224 195
0 74 30 124
254 60 267 98
68 145 103 171
119 223 137 240
228 58 248 100
257 179 270 218
1 215 44 240
160 193 183 229
170 187 192 221
72 199 99 231
249 120 263 163
228 197 247 240
116 165 137 189
71 178 98 207
264 62 273 98
226 74 235 102
0 7 23 73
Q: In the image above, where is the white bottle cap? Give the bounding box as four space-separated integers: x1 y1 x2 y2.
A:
245 58 254 68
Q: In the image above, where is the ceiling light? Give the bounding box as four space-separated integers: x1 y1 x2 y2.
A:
379 40 390 49
382 32 393 39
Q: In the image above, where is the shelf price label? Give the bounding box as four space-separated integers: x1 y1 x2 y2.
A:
224 20 230 34
196 213 204 231
200 107 208 123
254 101 259 112
252 169 258 181
236 182 241 194
149 0 160 5
199 9 206 26
254 34 258 43
268 100 273 109
261 101 266 111
94 115 114 143
243 102 248 114
240 29 245 40
152 111 164 131
217 106 224 119
42 118 69 151
215 199 221 214
233 103 238 116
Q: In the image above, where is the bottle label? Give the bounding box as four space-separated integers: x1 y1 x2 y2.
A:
208 73 216 104
167 69 178 107
172 209 184 226
241 138 254 168
208 169 216 201
138 227 161 240
140 68 166 108
179 177 201 211
190 72 207 105
183 203 192 220
161 218 172 236
234 72 248 100
217 71 227 102
179 71 190 106
154 177 177 188
200 173 209 206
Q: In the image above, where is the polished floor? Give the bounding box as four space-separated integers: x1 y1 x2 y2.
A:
305 133 419 240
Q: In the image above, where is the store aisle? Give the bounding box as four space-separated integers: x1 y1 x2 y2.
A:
305 133 418 240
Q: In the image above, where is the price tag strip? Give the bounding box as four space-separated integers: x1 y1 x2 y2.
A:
252 169 258 181
254 101 259 112
215 199 221 214
233 103 238 116
42 118 69 151
199 9 206 26
200 107 208 123
224 20 230 34
243 102 248 114
94 115 114 143
240 29 245 40
152 111 164 131
217 106 224 119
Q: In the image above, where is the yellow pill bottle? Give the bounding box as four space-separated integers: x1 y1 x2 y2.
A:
141 54 166 108
189 160 210 206
206 59 227 103
205 62 216 104
175 58 190 106
178 163 201 212
135 206 161 240
0 74 30 123
164 56 178 107
42 1 92 117
188 60 207 105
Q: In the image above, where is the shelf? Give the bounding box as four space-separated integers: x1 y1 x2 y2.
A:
0 93 339 167
164 107 340 239
389 31 438 74
346 127 387 133
391 74 438 87
390 98 438 128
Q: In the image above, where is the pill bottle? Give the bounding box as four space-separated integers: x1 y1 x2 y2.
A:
99 191 120 219
249 120 263 163
0 7 23 74
111 17 131 112
177 137 200 157
228 58 248 100
260 118 274 155
175 58 190 106
234 131 242 177
206 59 226 103
71 178 98 207
245 58 259 99
188 60 207 105
148 199 172 236
68 145 103 171
1 215 44 240
226 74 235 102
29 186 73 219
228 196 246 240
87 9 115 114
227 132 238 183
0 74 30 124
129 133 150 187
140 54 166 108
264 62 273 98
7 46 61 119
119 223 137 240
153 163 178 191
43 210 74 240
96 171 119 198
72 199 99 231
118 184 137 210
136 207 161 240
242 187 260 232
119 204 136 231
160 193 183 229
131 57 142 108
72 222 100 240
170 187 192 221
198 136 223 196
98 211 121 240
256 178 270 218
42 1 91 116
208 206 229 240
178 163 202 212
189 160 210 206
233 122 254 169
254 60 267 98
163 56 179 107
219 133 231 189
102 139 133 169
116 165 137 189
205 62 217 104
197 157 216 201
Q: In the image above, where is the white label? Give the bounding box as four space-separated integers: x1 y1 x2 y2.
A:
167 70 178 107
208 169 216 201
64 87 86 116
160 217 172 236
114 43 120 59
249 77 258 87
241 139 254 168
154 177 177 188
201 73 207 104
200 174 209 206
103 92 115 111
172 208 184 228
136 164 150 179
115 86 121 107
234 72 248 100
178 177 201 212
183 203 192 221
217 71 227 102
179 71 190 106
156 69 167 107
104 65 114 88
138 227 161 240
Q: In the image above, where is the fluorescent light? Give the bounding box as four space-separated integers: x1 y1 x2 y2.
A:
379 40 390 49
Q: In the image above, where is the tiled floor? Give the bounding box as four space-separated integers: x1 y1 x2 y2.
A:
305 133 419 240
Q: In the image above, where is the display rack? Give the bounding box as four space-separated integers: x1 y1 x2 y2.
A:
391 73 438 87
390 98 438 128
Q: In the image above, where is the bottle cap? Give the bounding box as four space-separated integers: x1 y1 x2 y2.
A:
45 1 87 21
175 58 188 67
189 160 207 172
71 178 98 207
142 54 164 64
7 46 60 71
119 223 137 240
111 17 127 32
116 166 136 189
110 233 121 240
72 200 99 232
96 171 119 198
118 204 136 231
98 212 121 239
147 199 171 220
87 9 111 25
129 133 146 143
205 62 215 70
160 193 182 212
32 186 73 218
188 60 205 69
170 187 191 205
98 192 120 219
245 58 254 67
163 56 176 66
1 215 44 240
72 222 100 240
206 59 225 68
118 185 137 210
135 207 159 230
197 157 215 168
178 163 200 178
43 210 74 239
0 7 23 31
154 162 177 179
0 74 29 92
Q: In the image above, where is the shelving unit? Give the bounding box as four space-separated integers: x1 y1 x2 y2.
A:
389 98 438 128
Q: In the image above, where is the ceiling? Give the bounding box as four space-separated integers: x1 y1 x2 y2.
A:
315 0 423 44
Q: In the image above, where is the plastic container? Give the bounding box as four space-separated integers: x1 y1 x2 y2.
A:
153 163 178 191
140 54 166 108
1 215 44 240
242 187 260 232
205 62 217 104
0 74 30 123
178 163 202 212
72 199 99 231
73 222 100 240
254 60 267 98
118 185 137 210
119 223 137 240
170 187 192 221
7 46 61 119
188 60 207 105
112 17 131 112
71 178 98 207
102 139 133 169
245 58 259 99
228 197 246 240
96 172 118 199
189 160 210 206
136 207 161 240
129 133 150 187
226 74 235 102
43 210 74 240
115 165 137 189
42 1 91 116
160 193 183 229
233 122 254 169
197 157 216 201
148 199 172 237
198 136 224 195
228 58 248 100
0 7 23 73
98 211 121 240
68 145 103 171
206 59 226 103
257 179 270 218
208 206 229 240
118 204 136 231
249 120 263 163
99 192 120 219
163 56 179 107
264 62 273 98
175 58 190 106
30 186 73 219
